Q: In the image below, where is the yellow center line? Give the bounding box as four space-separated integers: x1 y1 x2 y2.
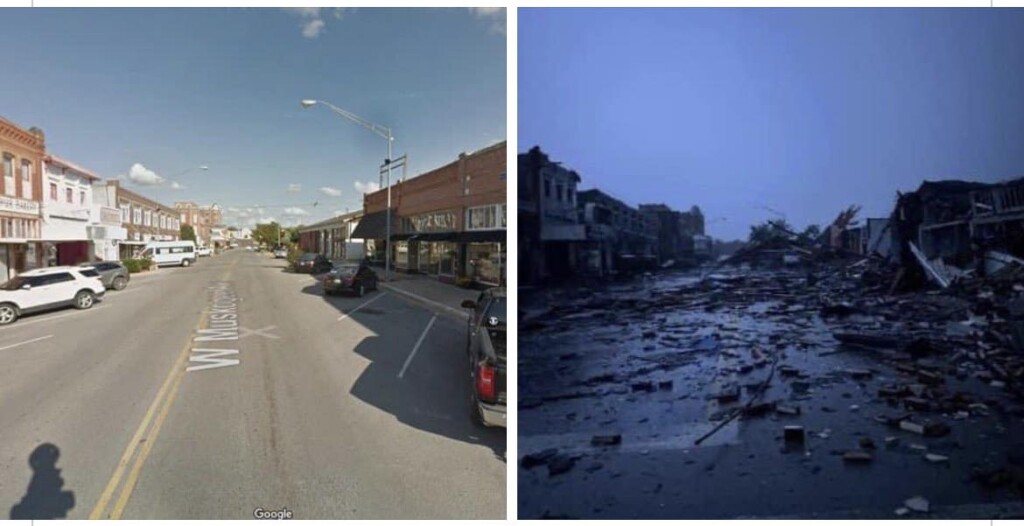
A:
89 257 239 520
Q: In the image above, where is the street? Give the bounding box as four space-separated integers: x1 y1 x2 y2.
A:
0 249 505 519
519 268 1024 520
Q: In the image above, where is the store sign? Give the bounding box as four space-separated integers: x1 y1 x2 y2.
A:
409 210 456 233
0 195 40 215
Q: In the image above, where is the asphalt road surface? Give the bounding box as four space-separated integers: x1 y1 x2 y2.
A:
0 249 505 519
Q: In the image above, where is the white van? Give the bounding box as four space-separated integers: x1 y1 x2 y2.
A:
141 241 198 267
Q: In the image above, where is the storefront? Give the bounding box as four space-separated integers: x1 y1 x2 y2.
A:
411 234 458 279
0 198 43 280
350 208 402 266
462 204 506 286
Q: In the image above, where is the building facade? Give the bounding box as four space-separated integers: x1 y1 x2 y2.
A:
297 211 365 261
0 117 45 280
578 189 658 274
354 141 506 286
40 155 101 266
518 146 586 285
94 181 180 259
174 201 223 247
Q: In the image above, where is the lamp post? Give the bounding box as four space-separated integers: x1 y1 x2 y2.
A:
301 99 394 281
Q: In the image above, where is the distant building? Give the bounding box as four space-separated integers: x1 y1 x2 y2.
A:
94 180 180 259
298 210 364 261
174 201 223 247
578 189 658 274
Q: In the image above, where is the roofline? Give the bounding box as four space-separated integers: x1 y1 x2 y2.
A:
44 154 101 181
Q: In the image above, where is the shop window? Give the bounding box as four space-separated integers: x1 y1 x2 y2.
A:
468 243 504 285
467 205 501 230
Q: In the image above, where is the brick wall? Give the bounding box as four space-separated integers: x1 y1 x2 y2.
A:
364 141 506 229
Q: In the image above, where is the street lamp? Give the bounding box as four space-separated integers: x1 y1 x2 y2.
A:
301 99 394 281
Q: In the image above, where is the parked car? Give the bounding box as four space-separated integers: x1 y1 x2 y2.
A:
294 253 332 274
0 266 106 325
197 246 212 257
461 287 507 427
322 263 378 297
140 240 197 267
80 261 130 290
273 247 288 259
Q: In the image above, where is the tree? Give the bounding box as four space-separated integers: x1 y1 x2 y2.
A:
748 219 793 244
180 224 197 243
798 224 821 243
252 222 282 247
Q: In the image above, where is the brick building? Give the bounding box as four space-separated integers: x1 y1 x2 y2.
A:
353 141 506 285
0 116 45 280
94 181 180 259
174 201 223 247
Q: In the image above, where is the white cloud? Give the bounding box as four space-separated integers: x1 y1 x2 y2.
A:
283 207 310 216
354 181 380 194
282 7 355 39
467 7 506 36
126 163 165 186
282 7 321 17
227 207 240 213
319 186 342 197
121 162 189 189
302 19 325 38
287 183 302 193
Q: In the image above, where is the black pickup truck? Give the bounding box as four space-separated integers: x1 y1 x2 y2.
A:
461 287 507 428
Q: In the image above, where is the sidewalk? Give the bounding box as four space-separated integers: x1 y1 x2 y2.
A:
374 269 477 320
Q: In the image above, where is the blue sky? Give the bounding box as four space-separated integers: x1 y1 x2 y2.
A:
519 8 1024 241
0 7 506 227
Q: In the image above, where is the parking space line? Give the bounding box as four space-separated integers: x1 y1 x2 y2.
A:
337 292 389 321
397 315 437 379
0 305 108 330
0 334 54 352
379 283 468 320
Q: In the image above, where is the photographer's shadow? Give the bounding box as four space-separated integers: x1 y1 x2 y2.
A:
9 443 75 519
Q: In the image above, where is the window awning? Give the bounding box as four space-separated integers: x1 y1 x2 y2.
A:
349 209 401 239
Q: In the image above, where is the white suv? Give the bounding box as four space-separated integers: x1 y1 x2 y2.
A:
0 266 106 325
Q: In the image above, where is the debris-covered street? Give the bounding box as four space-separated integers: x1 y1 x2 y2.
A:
519 248 1024 518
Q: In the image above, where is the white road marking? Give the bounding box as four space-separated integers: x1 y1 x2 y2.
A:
398 315 437 379
379 283 468 320
337 292 388 321
0 305 107 330
0 334 54 352
237 325 279 340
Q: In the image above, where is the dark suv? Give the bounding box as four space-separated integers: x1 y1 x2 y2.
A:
80 261 130 290
461 288 507 428
294 253 331 274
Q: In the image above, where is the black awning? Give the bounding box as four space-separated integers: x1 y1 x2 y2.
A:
407 232 457 242
350 209 400 239
456 230 506 243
